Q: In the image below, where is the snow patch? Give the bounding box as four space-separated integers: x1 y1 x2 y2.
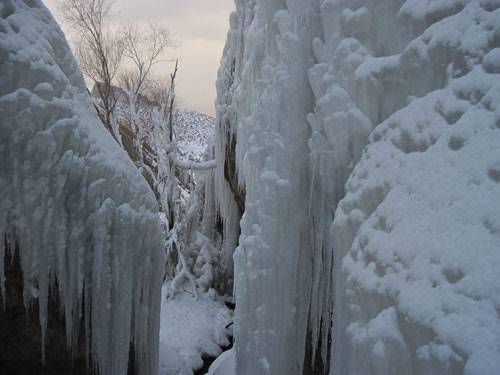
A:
158 285 232 375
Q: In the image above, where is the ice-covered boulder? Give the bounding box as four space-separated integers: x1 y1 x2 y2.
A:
331 1 500 374
0 1 164 375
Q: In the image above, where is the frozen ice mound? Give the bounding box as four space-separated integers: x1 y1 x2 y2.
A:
331 1 500 374
0 1 164 375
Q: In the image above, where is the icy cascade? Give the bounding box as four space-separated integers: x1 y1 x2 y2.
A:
330 1 500 374
215 0 375 372
215 1 330 373
213 8 244 286
0 2 164 375
216 0 500 374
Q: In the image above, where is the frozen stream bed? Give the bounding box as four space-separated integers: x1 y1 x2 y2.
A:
158 283 233 375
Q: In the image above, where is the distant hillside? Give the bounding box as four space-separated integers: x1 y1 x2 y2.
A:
174 108 215 162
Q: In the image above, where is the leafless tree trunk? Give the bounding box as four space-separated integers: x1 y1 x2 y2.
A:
168 60 178 143
117 23 172 188
58 0 124 143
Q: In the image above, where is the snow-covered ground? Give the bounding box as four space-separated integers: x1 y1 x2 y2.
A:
174 108 215 162
158 284 232 375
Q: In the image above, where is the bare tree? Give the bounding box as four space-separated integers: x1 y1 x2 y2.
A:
167 59 178 143
116 24 173 183
121 23 172 95
58 0 124 143
58 0 220 296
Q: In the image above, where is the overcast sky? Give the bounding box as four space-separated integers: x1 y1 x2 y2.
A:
43 0 235 115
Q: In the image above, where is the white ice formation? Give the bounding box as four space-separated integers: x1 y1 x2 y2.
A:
215 0 500 374
0 1 164 375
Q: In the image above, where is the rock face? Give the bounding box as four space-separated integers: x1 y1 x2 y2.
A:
0 2 164 375
214 0 500 374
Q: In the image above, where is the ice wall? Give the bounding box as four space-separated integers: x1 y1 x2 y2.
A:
330 1 500 374
216 0 500 374
216 1 331 373
0 1 164 375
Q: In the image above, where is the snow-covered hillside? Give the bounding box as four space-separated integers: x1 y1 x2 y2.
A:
174 108 215 162
214 0 500 374
0 2 164 375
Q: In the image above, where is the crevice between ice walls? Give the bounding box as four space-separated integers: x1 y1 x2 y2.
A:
0 2 165 375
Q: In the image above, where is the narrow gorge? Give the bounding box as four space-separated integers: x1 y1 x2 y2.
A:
1 1 499 375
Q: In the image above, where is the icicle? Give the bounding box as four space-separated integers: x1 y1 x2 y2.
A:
0 2 165 375
212 0 373 373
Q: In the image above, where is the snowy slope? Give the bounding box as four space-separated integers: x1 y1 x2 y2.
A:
214 0 500 374
174 108 215 162
0 2 164 375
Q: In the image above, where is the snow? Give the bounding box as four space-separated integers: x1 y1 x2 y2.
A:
333 70 500 375
3 0 499 374
206 349 235 375
330 2 500 374
174 108 215 163
213 0 500 374
158 284 232 375
0 2 164 375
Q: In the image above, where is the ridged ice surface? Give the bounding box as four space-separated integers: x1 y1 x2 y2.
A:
0 1 164 375
216 1 334 373
215 0 500 374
